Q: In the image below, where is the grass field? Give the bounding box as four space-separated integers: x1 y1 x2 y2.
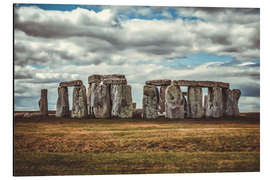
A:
13 113 260 176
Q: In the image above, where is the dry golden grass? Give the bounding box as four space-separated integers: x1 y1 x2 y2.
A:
14 113 260 175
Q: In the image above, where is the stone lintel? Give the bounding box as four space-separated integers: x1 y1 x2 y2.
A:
88 74 126 84
172 80 229 88
59 80 83 87
88 74 103 84
103 78 127 85
145 79 171 86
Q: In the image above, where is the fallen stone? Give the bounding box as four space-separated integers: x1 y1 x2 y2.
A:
187 87 204 118
72 85 88 118
103 78 127 85
205 87 223 118
173 80 229 89
14 113 25 118
59 80 83 87
159 85 168 114
56 87 70 117
23 113 31 118
110 84 133 118
93 84 111 118
142 85 159 119
145 79 171 86
38 89 48 116
165 84 185 119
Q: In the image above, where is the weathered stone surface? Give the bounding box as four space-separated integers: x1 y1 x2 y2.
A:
205 87 223 118
204 95 208 116
183 95 188 118
103 78 127 85
59 80 83 87
133 109 143 118
72 85 88 118
88 74 103 84
159 85 168 114
165 84 185 119
223 89 241 116
146 79 171 86
110 84 133 118
173 80 229 89
142 85 159 119
103 74 126 79
187 87 204 118
93 84 111 118
38 89 48 116
88 83 99 116
88 74 126 84
56 87 70 117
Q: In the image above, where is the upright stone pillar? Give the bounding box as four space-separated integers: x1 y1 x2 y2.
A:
165 84 185 119
72 85 88 118
159 85 168 114
93 84 111 118
232 89 241 116
88 74 103 116
111 84 133 118
187 87 203 118
223 89 241 116
56 87 69 117
205 87 223 118
142 85 159 119
39 89 48 116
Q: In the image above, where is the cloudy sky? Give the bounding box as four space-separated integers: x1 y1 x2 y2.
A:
14 4 260 112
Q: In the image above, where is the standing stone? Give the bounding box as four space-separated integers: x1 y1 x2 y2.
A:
205 87 223 118
88 83 99 116
183 95 188 118
38 89 48 116
111 84 133 118
159 86 168 114
142 85 159 119
187 87 203 118
165 84 185 119
204 95 208 116
223 89 241 116
93 84 111 118
56 87 69 117
72 85 88 118
232 89 241 116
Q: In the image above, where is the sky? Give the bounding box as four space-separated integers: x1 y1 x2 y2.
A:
13 4 260 112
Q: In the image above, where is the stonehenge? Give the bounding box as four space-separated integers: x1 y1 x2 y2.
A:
25 75 241 120
143 79 241 119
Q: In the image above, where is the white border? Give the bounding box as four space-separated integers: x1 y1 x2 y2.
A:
2 0 269 180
